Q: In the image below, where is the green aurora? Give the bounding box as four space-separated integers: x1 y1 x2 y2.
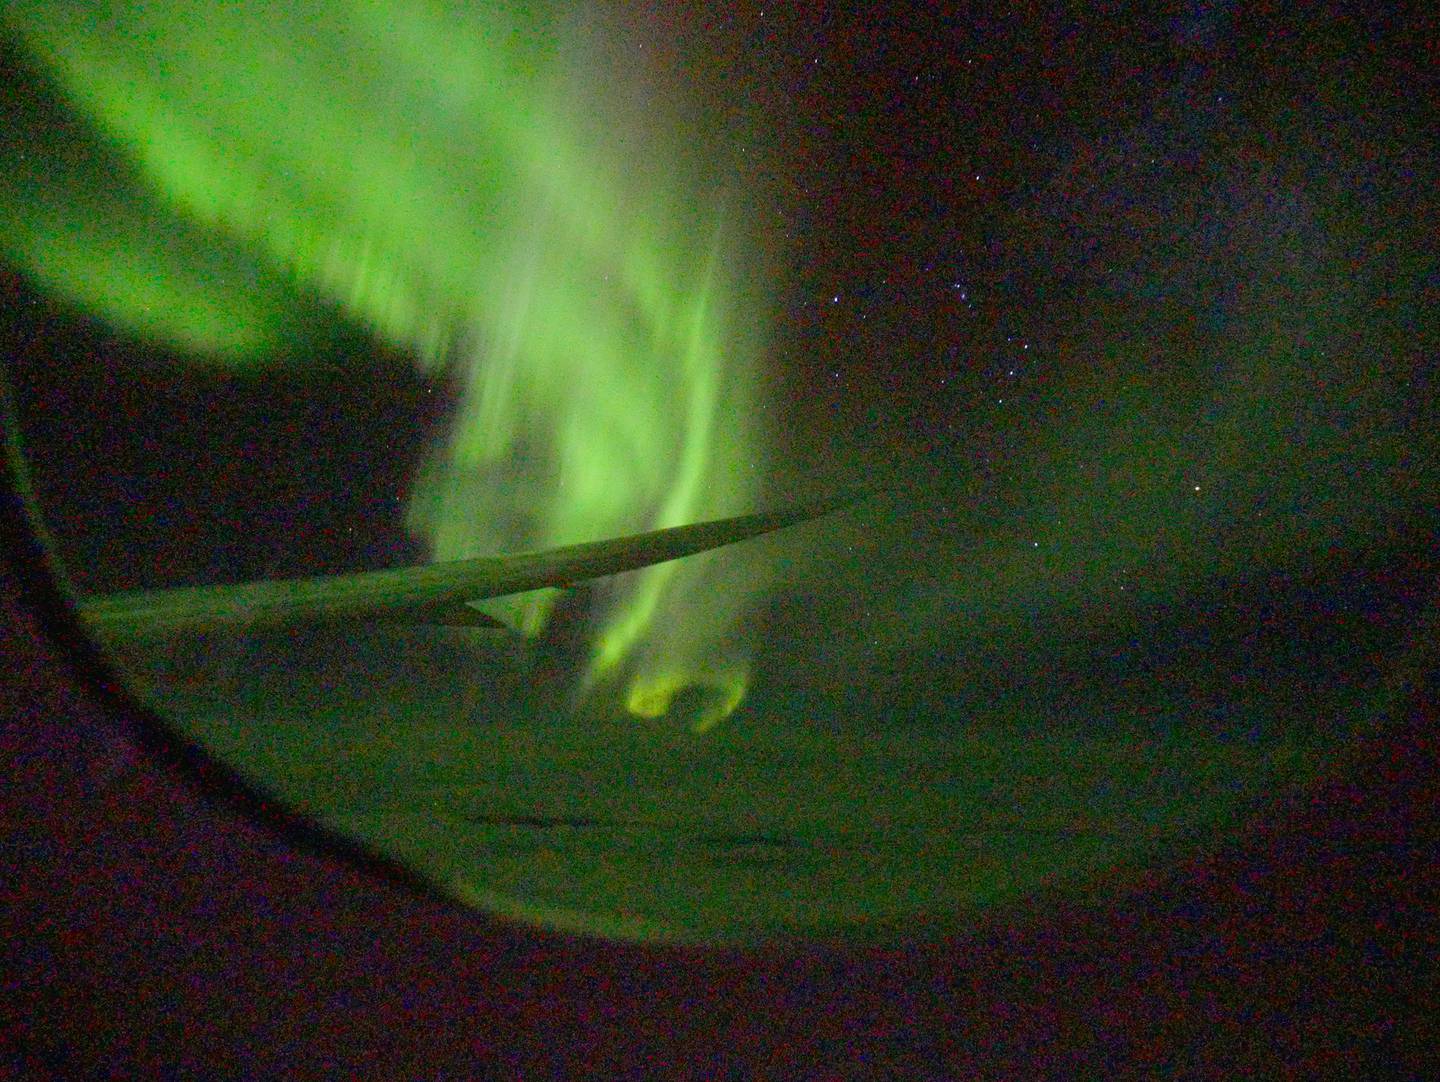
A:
3 0 773 728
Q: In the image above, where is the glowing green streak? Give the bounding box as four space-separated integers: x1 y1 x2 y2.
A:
3 173 289 358
4 0 771 725
0 58 297 358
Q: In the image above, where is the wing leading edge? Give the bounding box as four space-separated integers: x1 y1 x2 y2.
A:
77 494 860 640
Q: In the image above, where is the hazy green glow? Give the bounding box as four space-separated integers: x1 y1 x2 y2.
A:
3 178 287 358
6 0 771 722
0 79 297 357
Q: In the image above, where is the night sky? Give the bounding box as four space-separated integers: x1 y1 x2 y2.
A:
5 3 1435 710
699 3 1435 459
2 0 1437 941
653 3 1439 717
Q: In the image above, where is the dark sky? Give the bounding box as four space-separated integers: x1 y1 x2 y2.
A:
655 2 1435 462
3 1 1436 716
634 1 1438 707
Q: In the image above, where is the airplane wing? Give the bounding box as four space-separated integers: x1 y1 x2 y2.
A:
77 494 860 640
